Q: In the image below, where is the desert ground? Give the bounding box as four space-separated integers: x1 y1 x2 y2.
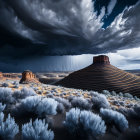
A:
0 71 140 140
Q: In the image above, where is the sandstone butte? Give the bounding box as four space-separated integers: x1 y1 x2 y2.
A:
56 55 140 97
0 72 3 79
20 70 40 84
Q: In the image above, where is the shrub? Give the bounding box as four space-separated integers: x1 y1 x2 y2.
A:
0 103 6 112
46 93 54 98
64 108 106 138
100 108 128 132
13 87 36 101
0 113 19 140
102 90 110 96
0 88 15 104
12 96 42 118
124 93 133 98
57 103 65 114
54 97 71 109
36 98 58 116
71 97 92 110
91 94 110 110
64 108 81 133
13 96 58 118
22 119 54 140
2 83 9 87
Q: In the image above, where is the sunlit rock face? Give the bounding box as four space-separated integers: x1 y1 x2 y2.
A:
20 70 40 84
0 72 3 79
56 55 140 97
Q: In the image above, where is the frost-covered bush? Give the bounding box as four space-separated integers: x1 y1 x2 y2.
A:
119 92 123 97
54 97 71 109
12 96 42 118
22 119 54 140
57 103 65 113
91 94 110 110
100 108 128 132
0 113 19 140
124 93 133 98
46 93 54 98
13 96 58 118
0 88 15 104
64 108 106 138
118 105 140 119
2 83 9 87
13 87 36 101
102 90 110 96
112 100 120 106
36 98 58 116
0 103 6 112
111 91 117 96
71 97 92 110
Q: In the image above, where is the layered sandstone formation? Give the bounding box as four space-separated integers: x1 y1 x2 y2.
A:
56 55 140 97
20 70 40 84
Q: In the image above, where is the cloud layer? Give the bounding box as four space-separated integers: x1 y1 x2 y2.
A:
0 0 140 58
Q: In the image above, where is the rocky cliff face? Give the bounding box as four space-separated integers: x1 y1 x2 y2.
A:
0 72 3 79
93 55 110 64
56 55 140 97
20 70 40 84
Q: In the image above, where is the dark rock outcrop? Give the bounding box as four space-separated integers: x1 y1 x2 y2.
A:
56 55 140 97
20 70 40 84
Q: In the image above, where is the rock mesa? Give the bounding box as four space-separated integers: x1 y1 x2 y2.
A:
20 70 40 84
56 55 140 97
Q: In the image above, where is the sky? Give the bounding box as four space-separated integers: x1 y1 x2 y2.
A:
0 0 140 72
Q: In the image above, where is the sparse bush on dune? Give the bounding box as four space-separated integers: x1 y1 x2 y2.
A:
0 88 15 104
0 113 19 140
22 119 54 140
91 94 110 110
64 108 106 138
70 97 92 110
13 87 36 101
100 108 128 132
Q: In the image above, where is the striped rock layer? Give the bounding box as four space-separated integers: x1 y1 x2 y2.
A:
56 55 140 97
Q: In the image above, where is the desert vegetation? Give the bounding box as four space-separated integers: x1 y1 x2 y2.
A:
0 80 140 140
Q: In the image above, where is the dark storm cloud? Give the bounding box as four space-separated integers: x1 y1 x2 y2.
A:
0 0 140 59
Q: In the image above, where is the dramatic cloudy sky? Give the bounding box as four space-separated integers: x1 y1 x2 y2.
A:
0 0 140 72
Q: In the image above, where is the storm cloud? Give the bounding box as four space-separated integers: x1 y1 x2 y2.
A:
0 0 140 57
0 0 140 72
